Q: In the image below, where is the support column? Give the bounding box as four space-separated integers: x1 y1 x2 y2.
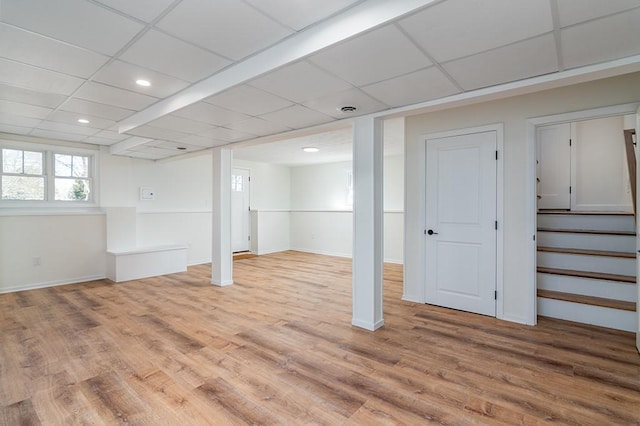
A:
352 116 384 331
212 147 233 286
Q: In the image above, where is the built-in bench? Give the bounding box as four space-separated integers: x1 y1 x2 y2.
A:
106 244 188 282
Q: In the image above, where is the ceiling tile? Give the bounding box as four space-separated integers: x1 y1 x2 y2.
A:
204 85 293 116
0 58 85 95
147 114 215 135
73 81 158 111
37 121 101 137
91 130 129 142
199 127 256 143
0 112 42 128
250 61 352 103
157 0 291 60
93 60 190 98
120 29 231 82
259 105 334 129
1 0 143 55
125 124 190 142
30 128 88 142
0 99 53 119
399 0 553 62
82 135 119 146
561 8 640 69
226 117 291 137
0 23 109 78
59 98 135 121
47 110 116 130
0 123 32 135
245 0 360 31
94 0 175 23
309 25 431 86
362 67 460 107
177 134 227 148
443 34 558 91
556 0 640 27
173 102 251 126
146 140 203 153
0 83 67 108
303 88 389 119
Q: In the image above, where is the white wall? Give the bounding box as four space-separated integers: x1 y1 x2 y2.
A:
404 71 640 324
289 155 404 263
573 116 632 211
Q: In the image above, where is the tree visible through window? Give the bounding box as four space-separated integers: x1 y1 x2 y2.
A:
0 146 94 203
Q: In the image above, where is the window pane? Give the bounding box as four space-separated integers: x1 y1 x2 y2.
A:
2 176 44 200
55 178 90 201
72 155 89 178
2 149 23 173
23 151 43 175
55 154 72 177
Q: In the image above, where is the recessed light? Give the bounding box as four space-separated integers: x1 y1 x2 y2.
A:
302 147 319 153
136 79 151 87
77 118 90 124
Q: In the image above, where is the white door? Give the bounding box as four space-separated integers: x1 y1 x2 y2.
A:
537 123 571 209
231 168 250 253
425 131 497 316
636 106 640 353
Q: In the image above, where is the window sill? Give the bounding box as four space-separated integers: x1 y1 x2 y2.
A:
0 206 105 217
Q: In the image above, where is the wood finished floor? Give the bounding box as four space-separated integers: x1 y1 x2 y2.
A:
1 250 639 425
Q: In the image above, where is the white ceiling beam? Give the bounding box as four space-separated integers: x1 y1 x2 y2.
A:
117 0 439 136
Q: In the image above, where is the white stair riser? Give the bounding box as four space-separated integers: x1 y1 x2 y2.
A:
537 232 635 252
538 297 637 332
537 214 635 232
537 252 636 276
537 273 636 302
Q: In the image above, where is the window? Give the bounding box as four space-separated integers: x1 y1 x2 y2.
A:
0 144 96 205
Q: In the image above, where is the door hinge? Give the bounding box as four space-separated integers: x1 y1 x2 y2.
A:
569 138 572 146
495 150 498 160
248 176 251 182
248 235 251 241
569 186 572 194
495 220 498 230
494 290 497 300
533 234 536 241
423 229 427 235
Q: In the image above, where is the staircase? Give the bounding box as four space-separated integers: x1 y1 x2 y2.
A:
537 211 638 332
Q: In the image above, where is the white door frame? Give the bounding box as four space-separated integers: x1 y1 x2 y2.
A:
418 123 505 319
231 167 251 253
525 102 640 326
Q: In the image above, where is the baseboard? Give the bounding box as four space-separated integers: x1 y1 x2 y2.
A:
211 279 233 287
289 247 351 259
256 247 291 256
402 294 424 303
0 274 107 294
352 318 385 331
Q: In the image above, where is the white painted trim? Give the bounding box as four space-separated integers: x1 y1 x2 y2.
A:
0 208 105 216
211 279 233 287
351 318 384 331
571 203 634 212
0 275 106 294
289 247 350 259
526 102 640 326
106 244 188 256
137 210 212 215
417 123 505 319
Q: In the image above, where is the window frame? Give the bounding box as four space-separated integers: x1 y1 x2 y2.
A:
0 140 99 208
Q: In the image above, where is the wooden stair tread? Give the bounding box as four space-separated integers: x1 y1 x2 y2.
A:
537 210 633 216
537 266 636 283
537 289 636 311
537 246 635 258
537 227 635 236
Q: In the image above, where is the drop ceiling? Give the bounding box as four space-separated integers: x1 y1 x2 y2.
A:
0 0 639 161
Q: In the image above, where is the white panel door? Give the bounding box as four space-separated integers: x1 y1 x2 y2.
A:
231 168 250 253
425 131 497 316
537 123 571 209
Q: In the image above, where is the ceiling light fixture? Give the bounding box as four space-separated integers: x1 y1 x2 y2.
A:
77 118 90 124
136 79 151 87
302 147 319 153
339 105 358 113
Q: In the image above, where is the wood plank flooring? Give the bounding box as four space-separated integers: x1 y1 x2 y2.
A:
2 250 639 425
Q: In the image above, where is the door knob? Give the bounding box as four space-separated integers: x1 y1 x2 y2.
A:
427 229 438 235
